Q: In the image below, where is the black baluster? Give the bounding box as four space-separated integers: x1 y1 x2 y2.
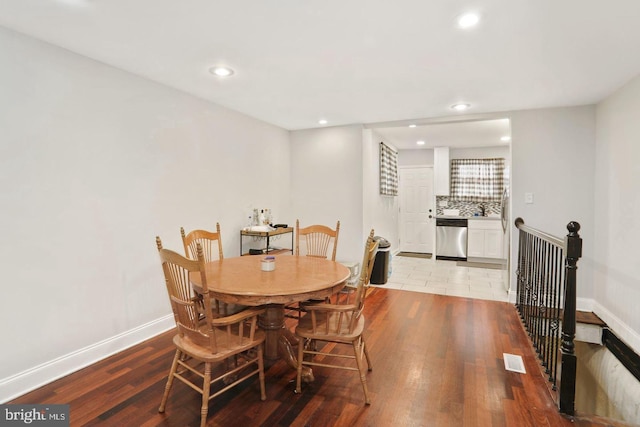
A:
559 222 581 415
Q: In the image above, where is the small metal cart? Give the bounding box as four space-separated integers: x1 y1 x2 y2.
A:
240 227 294 256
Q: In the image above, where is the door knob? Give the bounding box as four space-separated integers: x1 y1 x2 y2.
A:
429 215 432 218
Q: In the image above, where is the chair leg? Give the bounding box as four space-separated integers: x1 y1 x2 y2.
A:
257 345 266 400
362 336 373 371
295 336 305 394
159 349 181 413
200 362 212 427
352 340 371 405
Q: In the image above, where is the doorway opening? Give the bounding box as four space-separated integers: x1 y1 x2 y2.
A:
373 117 512 294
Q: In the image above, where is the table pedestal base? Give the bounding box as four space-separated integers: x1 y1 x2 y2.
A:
259 304 314 383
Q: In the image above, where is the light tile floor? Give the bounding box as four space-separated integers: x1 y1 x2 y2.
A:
378 255 510 302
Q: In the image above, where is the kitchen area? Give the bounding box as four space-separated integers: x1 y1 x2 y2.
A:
433 146 509 265
376 118 512 298
435 205 506 261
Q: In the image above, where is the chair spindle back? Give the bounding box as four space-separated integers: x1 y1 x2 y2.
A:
180 223 224 263
156 237 217 352
353 229 379 318
295 219 340 260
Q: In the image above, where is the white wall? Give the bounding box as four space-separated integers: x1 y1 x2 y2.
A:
451 145 509 161
0 27 290 401
593 75 640 353
289 125 364 262
398 145 509 167
575 342 640 424
363 130 399 251
398 149 434 167
510 105 596 305
289 127 399 263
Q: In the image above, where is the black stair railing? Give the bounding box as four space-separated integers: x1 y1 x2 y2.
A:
514 218 582 416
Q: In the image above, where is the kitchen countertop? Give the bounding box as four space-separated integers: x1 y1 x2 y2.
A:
436 215 501 221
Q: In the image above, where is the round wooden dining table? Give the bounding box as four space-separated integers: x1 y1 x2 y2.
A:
190 255 350 381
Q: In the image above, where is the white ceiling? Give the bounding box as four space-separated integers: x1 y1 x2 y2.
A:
375 118 510 150
1 0 640 136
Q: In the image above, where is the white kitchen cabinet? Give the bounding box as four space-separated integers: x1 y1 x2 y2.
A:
467 228 485 257
484 229 503 258
468 220 504 259
434 147 450 196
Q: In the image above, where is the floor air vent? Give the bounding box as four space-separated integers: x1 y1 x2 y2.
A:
503 353 526 374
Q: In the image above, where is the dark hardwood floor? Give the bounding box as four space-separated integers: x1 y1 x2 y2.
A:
11 288 629 426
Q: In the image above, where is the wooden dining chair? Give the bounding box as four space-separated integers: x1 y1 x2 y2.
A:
156 237 266 427
181 224 246 317
295 219 340 260
181 223 224 263
284 219 340 319
294 229 379 404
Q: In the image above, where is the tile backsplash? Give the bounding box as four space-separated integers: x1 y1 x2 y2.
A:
436 196 501 217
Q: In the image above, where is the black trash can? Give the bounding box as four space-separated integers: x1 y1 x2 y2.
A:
370 236 391 285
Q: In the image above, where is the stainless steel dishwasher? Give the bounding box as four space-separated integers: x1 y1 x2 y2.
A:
436 218 468 261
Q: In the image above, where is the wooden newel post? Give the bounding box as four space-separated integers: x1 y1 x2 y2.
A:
559 221 582 415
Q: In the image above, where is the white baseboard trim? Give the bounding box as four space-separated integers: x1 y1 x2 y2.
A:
0 314 174 403
593 302 640 356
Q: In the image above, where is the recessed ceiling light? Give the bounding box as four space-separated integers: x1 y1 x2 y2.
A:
318 119 328 125
501 136 511 142
209 66 234 77
409 124 417 128
457 13 480 29
417 140 426 145
451 103 471 112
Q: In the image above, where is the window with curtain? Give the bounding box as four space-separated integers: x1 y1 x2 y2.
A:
379 142 398 196
450 158 505 201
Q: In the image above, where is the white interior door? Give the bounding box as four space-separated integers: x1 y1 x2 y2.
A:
399 167 435 253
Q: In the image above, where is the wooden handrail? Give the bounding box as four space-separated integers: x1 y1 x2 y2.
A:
514 217 565 247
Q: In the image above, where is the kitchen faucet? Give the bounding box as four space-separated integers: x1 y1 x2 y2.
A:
479 204 485 217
